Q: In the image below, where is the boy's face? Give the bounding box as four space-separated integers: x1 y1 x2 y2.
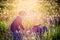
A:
19 11 26 17
19 11 26 19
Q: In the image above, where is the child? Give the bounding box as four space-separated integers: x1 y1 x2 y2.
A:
10 11 26 40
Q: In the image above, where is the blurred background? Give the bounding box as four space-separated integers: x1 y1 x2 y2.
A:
0 0 60 40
